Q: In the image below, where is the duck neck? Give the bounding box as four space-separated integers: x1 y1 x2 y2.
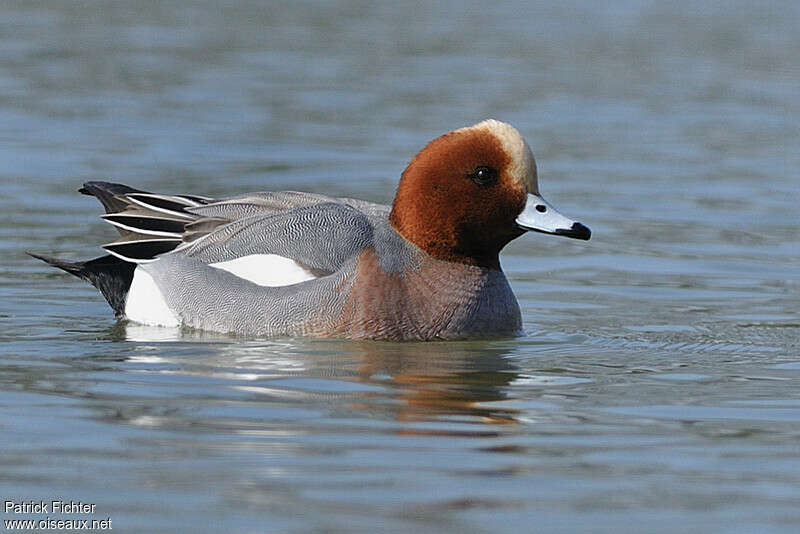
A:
389 207 509 270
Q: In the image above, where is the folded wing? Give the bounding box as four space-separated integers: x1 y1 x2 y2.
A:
82 181 382 284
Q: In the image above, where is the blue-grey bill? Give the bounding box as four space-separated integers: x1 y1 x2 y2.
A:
516 193 591 240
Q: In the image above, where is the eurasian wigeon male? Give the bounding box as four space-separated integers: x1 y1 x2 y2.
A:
31 119 590 340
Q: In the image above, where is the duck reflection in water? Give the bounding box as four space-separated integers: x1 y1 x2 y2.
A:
350 342 522 427
118 323 523 427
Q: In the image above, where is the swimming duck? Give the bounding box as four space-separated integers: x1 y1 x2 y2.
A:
31 119 590 340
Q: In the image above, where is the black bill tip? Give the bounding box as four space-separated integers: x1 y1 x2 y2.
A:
554 222 591 241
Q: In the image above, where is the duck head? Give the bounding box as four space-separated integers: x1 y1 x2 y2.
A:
389 119 590 268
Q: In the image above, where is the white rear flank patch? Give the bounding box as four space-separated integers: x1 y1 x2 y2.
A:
125 267 181 327
209 254 317 287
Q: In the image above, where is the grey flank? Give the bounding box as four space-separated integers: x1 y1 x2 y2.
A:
144 192 420 336
143 253 359 336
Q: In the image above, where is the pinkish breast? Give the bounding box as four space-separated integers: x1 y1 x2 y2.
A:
328 247 521 341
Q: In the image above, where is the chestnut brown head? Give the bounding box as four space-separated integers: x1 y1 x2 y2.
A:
389 120 589 268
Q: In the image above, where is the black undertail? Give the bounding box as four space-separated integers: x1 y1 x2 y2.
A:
31 181 216 315
28 253 136 317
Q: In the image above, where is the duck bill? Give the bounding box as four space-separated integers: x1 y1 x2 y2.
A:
516 193 591 240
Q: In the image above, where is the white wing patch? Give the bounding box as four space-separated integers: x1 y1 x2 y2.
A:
209 254 317 287
123 255 316 328
125 267 181 327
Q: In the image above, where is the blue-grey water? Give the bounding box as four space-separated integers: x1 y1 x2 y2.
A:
2 1 799 532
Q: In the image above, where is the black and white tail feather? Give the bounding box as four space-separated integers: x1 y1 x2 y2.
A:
83 182 214 263
29 181 217 316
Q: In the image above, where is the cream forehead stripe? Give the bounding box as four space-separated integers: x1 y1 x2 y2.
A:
459 119 539 193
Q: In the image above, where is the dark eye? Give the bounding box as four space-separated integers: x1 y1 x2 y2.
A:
468 166 498 186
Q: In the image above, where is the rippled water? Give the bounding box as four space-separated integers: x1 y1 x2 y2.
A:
2 1 799 532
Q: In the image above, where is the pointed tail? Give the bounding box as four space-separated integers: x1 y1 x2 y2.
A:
28 252 136 317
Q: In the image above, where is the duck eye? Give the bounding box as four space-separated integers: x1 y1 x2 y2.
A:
468 166 498 186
